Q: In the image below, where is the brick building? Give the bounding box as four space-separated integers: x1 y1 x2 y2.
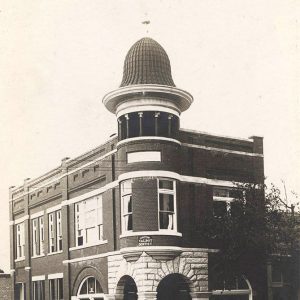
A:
0 273 12 300
9 37 264 300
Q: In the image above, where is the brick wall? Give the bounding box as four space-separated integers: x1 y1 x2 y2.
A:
0 274 12 300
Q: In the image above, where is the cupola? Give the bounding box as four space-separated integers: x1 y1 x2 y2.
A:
102 37 193 141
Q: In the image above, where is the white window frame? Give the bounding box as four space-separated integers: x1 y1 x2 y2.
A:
49 277 64 300
121 180 133 233
16 222 25 259
157 178 177 232
77 276 104 299
56 211 62 251
48 210 63 254
75 195 104 247
32 278 45 300
32 216 44 257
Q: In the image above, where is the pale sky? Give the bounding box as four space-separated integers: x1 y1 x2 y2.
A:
0 0 299 272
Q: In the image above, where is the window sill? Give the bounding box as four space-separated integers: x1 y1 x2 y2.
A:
48 250 63 256
14 257 25 262
31 254 45 259
69 240 108 251
120 231 182 238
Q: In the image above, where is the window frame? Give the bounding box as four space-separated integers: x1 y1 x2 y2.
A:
212 187 244 217
49 277 63 300
31 215 44 257
157 178 177 232
16 222 25 259
48 210 63 254
75 195 104 247
121 180 133 233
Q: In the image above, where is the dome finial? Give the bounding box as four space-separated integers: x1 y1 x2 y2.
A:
120 37 175 87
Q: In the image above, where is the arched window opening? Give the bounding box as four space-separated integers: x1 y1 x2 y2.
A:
77 276 104 300
116 275 138 300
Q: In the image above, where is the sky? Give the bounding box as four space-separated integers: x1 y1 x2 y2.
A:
0 0 299 272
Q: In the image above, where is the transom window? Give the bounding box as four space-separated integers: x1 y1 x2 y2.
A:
158 179 177 231
77 277 104 300
121 180 133 233
75 195 103 246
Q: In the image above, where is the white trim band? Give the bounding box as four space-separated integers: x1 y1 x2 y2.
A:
48 273 63 279
14 215 29 225
30 211 44 219
120 231 182 238
117 136 181 147
46 204 62 214
32 275 45 281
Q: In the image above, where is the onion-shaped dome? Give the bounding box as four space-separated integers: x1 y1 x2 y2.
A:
120 37 175 87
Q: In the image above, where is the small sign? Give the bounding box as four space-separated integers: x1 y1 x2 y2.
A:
138 236 153 246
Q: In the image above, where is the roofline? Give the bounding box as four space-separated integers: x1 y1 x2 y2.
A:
11 134 118 194
180 128 259 143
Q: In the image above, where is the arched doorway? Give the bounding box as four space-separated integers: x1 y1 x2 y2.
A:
77 276 105 300
116 275 138 300
157 274 192 300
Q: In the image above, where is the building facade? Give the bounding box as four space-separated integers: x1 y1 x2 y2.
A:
9 38 264 300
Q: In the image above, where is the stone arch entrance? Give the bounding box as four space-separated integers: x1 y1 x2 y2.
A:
157 273 192 300
116 275 138 300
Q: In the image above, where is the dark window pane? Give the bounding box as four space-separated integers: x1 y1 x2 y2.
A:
159 180 173 190
128 112 139 138
143 111 155 136
58 278 63 299
127 214 133 231
158 112 169 137
87 277 95 294
213 201 227 217
159 194 174 211
159 212 174 230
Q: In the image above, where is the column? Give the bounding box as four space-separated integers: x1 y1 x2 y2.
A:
125 114 129 138
138 112 143 136
167 114 173 137
23 178 32 300
154 112 160 136
61 157 70 300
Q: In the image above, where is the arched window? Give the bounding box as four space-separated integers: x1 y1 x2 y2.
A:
77 276 104 300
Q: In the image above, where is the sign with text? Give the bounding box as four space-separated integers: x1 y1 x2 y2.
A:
138 236 153 246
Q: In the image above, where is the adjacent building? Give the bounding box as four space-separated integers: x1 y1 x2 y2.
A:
9 37 264 300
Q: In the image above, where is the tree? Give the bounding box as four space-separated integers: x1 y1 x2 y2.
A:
200 183 300 297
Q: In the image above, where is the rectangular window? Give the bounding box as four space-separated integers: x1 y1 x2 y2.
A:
75 195 103 246
32 280 45 300
212 187 243 217
121 180 133 232
16 222 25 259
49 278 63 300
158 179 176 231
15 283 25 300
48 210 62 253
32 216 44 257
127 151 161 163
